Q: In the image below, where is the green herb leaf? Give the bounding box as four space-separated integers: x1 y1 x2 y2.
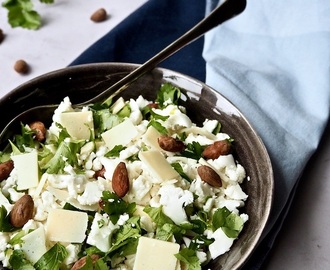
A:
9 140 22 155
34 243 68 270
141 105 152 120
94 258 109 270
212 121 222 135
78 255 108 270
156 223 186 243
117 104 131 118
43 140 82 174
79 255 94 270
147 120 168 135
0 205 16 232
105 145 126 158
197 209 209 223
143 206 174 227
212 207 244 238
39 0 54 3
150 110 169 121
101 191 136 224
37 144 54 169
108 216 141 255
156 83 181 107
8 229 27 245
10 123 36 152
171 162 192 182
212 206 230 230
175 248 201 270
84 246 104 257
54 124 70 146
42 142 68 174
141 102 170 122
188 235 214 250
0 151 11 163
2 0 41 30
110 235 139 259
189 219 207 235
92 109 122 136
89 102 110 111
9 249 34 270
181 141 205 160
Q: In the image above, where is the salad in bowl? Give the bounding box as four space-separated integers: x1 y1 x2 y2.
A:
0 63 273 270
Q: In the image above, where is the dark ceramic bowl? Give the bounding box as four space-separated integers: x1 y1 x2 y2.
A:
0 63 273 270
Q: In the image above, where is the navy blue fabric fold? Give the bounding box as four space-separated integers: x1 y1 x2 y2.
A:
70 0 206 82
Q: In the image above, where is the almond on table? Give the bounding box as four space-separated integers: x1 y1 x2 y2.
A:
90 8 107 22
14 59 29 74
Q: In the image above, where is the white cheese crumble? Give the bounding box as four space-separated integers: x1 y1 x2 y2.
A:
158 184 194 225
207 228 235 259
87 213 119 252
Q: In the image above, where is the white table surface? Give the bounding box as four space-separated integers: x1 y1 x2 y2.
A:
0 0 147 96
1 1 329 269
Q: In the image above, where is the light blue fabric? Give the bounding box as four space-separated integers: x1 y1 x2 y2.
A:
203 0 330 240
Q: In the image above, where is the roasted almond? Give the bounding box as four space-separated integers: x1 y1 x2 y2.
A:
112 162 129 197
158 135 185 152
10 194 34 227
29 121 47 142
90 8 107 22
202 140 231 159
71 254 100 270
0 160 14 181
14 59 29 74
197 165 222 187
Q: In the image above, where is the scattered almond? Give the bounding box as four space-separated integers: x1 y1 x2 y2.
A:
0 160 14 181
10 194 34 227
29 121 46 142
197 165 222 187
14 59 29 74
90 8 107 22
71 254 100 270
202 140 231 160
158 135 185 152
112 162 129 197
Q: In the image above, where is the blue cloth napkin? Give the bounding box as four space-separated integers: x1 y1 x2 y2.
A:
203 0 330 267
70 0 330 268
